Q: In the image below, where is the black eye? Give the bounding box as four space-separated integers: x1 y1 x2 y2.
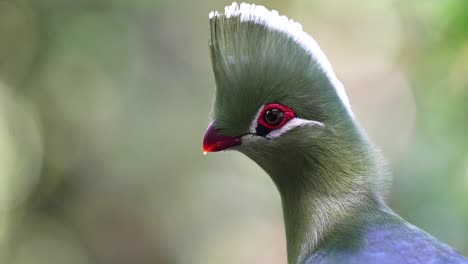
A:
263 108 284 126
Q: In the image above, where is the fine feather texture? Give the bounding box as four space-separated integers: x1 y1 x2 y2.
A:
207 3 468 264
209 5 382 260
307 208 468 264
209 2 354 137
209 2 352 115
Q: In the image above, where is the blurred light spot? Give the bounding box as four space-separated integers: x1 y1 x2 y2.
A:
450 42 468 94
0 82 43 244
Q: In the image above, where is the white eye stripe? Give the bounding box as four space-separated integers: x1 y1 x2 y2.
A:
249 104 265 134
249 105 325 139
265 118 325 139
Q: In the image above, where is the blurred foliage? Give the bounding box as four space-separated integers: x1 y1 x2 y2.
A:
0 0 466 263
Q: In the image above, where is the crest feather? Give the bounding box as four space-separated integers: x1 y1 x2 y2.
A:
209 2 353 114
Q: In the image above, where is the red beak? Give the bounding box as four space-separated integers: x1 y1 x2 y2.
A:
202 121 242 153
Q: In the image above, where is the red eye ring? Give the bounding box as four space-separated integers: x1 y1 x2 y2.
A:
257 103 296 129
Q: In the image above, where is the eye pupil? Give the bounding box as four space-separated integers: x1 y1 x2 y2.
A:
263 109 284 126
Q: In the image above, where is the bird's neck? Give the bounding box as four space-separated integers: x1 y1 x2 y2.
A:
271 133 385 263
280 182 382 264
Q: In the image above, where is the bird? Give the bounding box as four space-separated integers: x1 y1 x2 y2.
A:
202 2 468 264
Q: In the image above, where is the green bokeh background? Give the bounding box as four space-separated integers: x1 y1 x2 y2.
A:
0 0 467 263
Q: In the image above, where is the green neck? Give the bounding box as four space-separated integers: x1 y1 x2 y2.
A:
242 126 386 264
279 176 380 264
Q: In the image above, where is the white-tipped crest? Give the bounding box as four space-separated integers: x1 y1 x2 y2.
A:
209 2 353 115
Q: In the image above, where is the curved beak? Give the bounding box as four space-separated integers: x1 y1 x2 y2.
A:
202 121 242 153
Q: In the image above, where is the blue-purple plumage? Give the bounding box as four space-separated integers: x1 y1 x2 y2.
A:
306 209 468 264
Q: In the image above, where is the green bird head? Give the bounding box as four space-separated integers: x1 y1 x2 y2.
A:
202 4 468 263
203 2 381 196
202 4 389 262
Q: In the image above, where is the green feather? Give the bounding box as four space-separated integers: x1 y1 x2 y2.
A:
209 7 352 136
208 3 389 263
206 3 466 264
209 6 388 261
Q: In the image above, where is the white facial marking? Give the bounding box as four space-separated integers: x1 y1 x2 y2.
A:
248 105 325 139
265 118 325 139
209 2 353 116
249 104 264 134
